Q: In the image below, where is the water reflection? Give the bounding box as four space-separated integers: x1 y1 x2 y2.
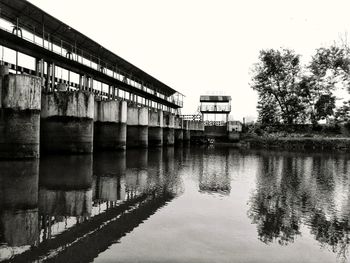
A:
2 147 350 262
39 155 93 241
199 147 231 194
248 151 350 260
0 160 39 260
0 149 181 262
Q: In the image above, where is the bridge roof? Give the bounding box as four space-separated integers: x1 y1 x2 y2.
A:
0 0 177 96
200 95 231 102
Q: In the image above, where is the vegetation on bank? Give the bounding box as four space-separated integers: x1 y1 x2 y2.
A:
250 43 350 127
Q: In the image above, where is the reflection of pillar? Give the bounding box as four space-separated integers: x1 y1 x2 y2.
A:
93 152 126 202
0 160 39 247
39 155 93 216
126 149 148 197
147 148 163 188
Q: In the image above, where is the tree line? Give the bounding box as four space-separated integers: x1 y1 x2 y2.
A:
250 44 350 125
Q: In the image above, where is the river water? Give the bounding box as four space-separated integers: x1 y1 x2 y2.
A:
1 146 350 262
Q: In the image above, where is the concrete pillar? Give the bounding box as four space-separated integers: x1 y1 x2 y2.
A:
183 120 191 143
163 113 175 146
126 104 148 148
40 90 94 153
148 109 163 147
94 100 127 150
174 116 183 145
39 155 93 216
0 68 41 159
0 160 39 246
93 151 126 202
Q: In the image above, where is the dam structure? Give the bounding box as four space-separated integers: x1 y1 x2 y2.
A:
0 0 205 159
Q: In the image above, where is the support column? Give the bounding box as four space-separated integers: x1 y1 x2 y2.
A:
183 120 191 143
0 67 41 158
40 90 94 153
174 116 183 145
148 109 163 147
163 112 175 146
94 99 127 150
126 104 148 148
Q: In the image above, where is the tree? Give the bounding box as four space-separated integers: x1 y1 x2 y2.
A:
251 48 305 124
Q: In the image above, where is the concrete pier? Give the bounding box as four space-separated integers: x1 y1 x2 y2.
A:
94 100 127 150
163 113 175 146
190 121 205 143
126 105 148 148
183 120 191 143
41 91 94 153
148 109 163 147
0 68 41 159
174 116 183 145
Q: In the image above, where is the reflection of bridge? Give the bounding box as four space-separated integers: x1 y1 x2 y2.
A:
0 150 180 262
0 0 206 158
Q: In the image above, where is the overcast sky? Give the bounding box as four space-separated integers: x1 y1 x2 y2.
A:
28 0 350 121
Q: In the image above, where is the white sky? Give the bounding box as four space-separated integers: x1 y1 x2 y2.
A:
29 0 350 121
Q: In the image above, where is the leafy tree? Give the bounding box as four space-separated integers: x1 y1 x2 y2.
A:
257 95 280 125
334 100 350 122
251 48 305 124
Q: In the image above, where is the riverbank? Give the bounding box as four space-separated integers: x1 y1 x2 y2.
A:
239 136 350 152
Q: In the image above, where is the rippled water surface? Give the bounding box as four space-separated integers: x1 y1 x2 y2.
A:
1 146 350 262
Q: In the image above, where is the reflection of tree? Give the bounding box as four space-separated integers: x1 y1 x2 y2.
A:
247 151 350 260
248 155 302 245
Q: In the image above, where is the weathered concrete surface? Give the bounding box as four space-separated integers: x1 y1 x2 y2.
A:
0 160 39 246
148 109 163 147
163 113 175 146
174 116 183 144
183 120 191 143
0 73 41 159
127 105 148 148
94 100 127 150
189 121 205 143
41 91 94 153
39 155 93 216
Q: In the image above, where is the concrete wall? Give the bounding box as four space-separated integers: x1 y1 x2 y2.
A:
126 105 148 148
94 100 127 150
148 109 163 147
174 116 183 144
163 113 175 146
41 91 94 153
0 72 41 158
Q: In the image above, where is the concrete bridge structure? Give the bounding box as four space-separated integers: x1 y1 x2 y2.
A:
0 0 204 159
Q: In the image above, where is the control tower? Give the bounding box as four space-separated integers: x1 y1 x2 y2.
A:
200 95 231 124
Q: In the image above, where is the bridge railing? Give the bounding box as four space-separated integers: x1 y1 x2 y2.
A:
0 16 183 109
204 121 226 126
180 114 202 121
200 105 231 112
